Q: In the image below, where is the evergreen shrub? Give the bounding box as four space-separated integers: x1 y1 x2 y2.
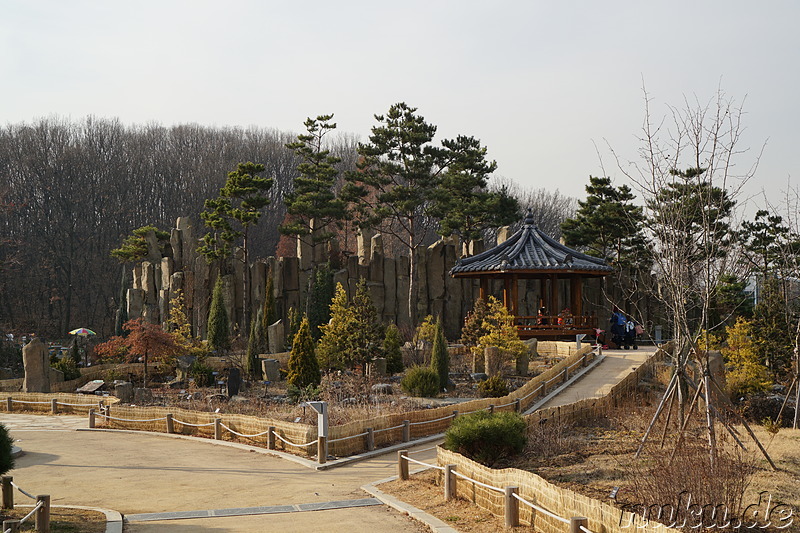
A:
51 357 81 381
190 359 214 387
400 366 440 397
477 374 508 398
0 424 14 476
444 410 526 466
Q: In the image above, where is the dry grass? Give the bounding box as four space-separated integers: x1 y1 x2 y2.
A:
0 507 106 532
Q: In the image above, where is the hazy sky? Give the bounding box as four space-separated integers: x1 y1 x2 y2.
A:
1 1 797 212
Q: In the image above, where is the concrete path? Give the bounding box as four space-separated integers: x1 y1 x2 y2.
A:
3 414 434 532
536 346 655 409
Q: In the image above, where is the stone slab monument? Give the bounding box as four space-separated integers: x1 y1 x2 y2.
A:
23 337 50 392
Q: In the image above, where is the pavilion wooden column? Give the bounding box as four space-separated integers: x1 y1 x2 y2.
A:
570 277 583 316
503 278 512 310
479 278 488 300
511 275 519 316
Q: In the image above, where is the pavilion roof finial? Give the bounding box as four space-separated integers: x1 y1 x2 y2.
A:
524 208 535 226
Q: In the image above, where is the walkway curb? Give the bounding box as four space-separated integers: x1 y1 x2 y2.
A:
17 504 122 533
362 475 459 533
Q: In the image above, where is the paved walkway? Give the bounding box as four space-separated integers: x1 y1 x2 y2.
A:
536 346 655 409
0 348 657 532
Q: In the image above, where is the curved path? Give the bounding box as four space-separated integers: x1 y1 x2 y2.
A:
0 349 655 532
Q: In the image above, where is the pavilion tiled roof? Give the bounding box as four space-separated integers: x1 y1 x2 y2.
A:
450 210 613 275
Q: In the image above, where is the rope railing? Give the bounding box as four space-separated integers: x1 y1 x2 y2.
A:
97 413 167 423
399 454 445 471
513 492 570 524
9 481 35 501
372 423 405 434
55 401 103 407
171 418 216 427
219 423 271 439
8 399 50 405
1 500 44 533
452 469 504 492
409 413 456 426
327 431 369 443
397 452 582 529
17 500 44 525
272 432 318 448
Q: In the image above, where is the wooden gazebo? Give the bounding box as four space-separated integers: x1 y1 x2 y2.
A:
450 210 613 339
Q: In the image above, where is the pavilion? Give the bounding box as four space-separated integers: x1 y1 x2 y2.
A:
450 210 613 339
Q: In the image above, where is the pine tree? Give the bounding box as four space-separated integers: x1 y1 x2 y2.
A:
287 316 321 389
198 162 273 332
384 324 404 374
261 267 277 351
429 136 519 242
245 307 264 379
460 298 489 348
478 296 526 364
281 115 347 261
317 280 384 370
317 283 350 370
430 317 449 391
308 263 334 340
207 277 230 353
348 279 385 368
561 176 646 269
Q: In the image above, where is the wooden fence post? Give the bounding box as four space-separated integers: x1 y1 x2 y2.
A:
214 418 222 440
504 486 519 527
402 420 410 442
515 398 521 412
50 399 57 414
35 494 50 533
3 519 19 532
444 465 457 501
397 450 409 480
267 427 276 449
6 398 11 412
488 404 494 414
317 436 327 464
570 516 588 533
564 367 569 382
366 428 375 451
165 414 174 434
88 409 95 429
2 476 13 509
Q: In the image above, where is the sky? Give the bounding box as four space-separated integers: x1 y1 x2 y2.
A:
1 1 798 214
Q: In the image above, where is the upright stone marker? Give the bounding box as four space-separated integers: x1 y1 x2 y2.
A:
22 338 49 393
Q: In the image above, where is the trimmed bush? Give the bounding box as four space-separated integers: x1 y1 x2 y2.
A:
400 366 440 397
384 324 404 374
444 410 526 466
190 359 214 387
477 374 508 398
51 357 81 381
430 317 449 391
0 424 14 475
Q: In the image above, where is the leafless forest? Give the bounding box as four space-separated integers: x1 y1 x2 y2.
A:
0 116 574 339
